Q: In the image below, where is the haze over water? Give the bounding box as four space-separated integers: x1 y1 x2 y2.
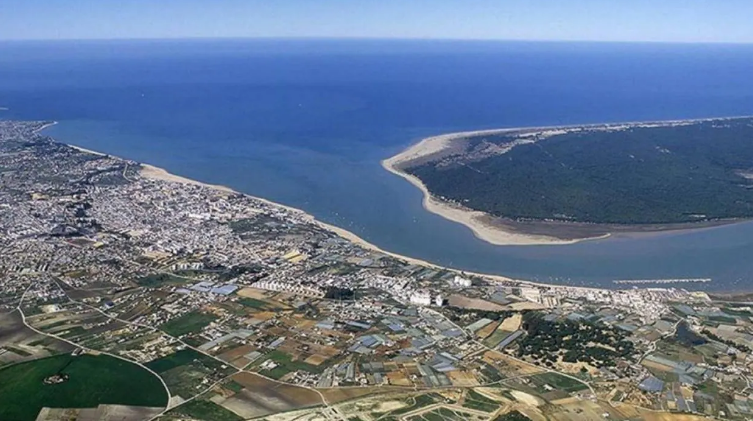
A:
2 39 753 291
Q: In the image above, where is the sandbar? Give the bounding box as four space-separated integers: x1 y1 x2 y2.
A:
382 130 605 245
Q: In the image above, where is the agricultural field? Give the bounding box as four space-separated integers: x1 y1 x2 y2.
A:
163 399 243 421
254 349 325 380
482 350 545 378
0 310 74 367
0 353 168 421
462 389 503 412
35 405 163 421
207 372 324 419
158 311 217 337
137 273 189 288
527 373 589 393
238 297 282 310
146 348 237 399
318 386 405 404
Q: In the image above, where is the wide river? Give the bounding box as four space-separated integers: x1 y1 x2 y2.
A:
2 39 753 291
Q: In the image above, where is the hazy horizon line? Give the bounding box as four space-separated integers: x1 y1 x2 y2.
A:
2 35 752 46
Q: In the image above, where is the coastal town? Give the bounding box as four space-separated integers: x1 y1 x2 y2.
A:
3 120 753 421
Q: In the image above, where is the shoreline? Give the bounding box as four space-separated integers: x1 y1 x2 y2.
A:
139 163 617 291
33 120 747 295
35 127 604 292
381 128 609 246
382 116 753 246
136 153 569 289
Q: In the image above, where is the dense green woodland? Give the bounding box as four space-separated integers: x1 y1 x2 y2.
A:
517 312 635 368
408 119 753 224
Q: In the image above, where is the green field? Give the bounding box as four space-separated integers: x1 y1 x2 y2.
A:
146 348 207 373
483 329 512 349
224 379 245 393
167 399 242 421
158 312 217 337
528 372 589 392
137 273 187 288
258 350 324 379
463 389 501 412
494 411 531 421
238 297 273 309
0 353 168 421
406 407 481 421
147 349 237 397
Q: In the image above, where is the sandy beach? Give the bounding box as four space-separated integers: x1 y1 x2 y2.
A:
138 158 605 290
137 157 482 273
382 130 607 246
52 133 598 290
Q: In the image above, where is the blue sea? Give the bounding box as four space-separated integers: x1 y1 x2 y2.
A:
2 38 753 291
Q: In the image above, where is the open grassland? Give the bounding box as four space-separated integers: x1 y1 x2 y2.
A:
158 311 217 337
370 393 441 420
0 310 74 367
0 353 167 421
238 297 283 310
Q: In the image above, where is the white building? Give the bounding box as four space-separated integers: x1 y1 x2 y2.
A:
410 291 432 306
453 275 472 288
519 287 542 303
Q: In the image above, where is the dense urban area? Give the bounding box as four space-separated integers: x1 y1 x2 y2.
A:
2 120 753 421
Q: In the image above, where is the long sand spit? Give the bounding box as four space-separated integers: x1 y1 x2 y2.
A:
381 128 601 246
382 117 753 247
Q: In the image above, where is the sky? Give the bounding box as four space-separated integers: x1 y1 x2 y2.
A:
1 0 752 43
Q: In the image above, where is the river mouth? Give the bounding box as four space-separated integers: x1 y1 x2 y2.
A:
5 39 753 291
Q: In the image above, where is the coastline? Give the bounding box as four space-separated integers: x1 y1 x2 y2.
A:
37 127 603 292
382 116 753 247
138 160 613 291
382 129 609 246
32 120 745 294
136 153 557 288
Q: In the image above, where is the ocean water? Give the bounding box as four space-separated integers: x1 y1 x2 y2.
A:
2 38 753 291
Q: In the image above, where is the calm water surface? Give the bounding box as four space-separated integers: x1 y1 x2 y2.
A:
2 39 753 291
